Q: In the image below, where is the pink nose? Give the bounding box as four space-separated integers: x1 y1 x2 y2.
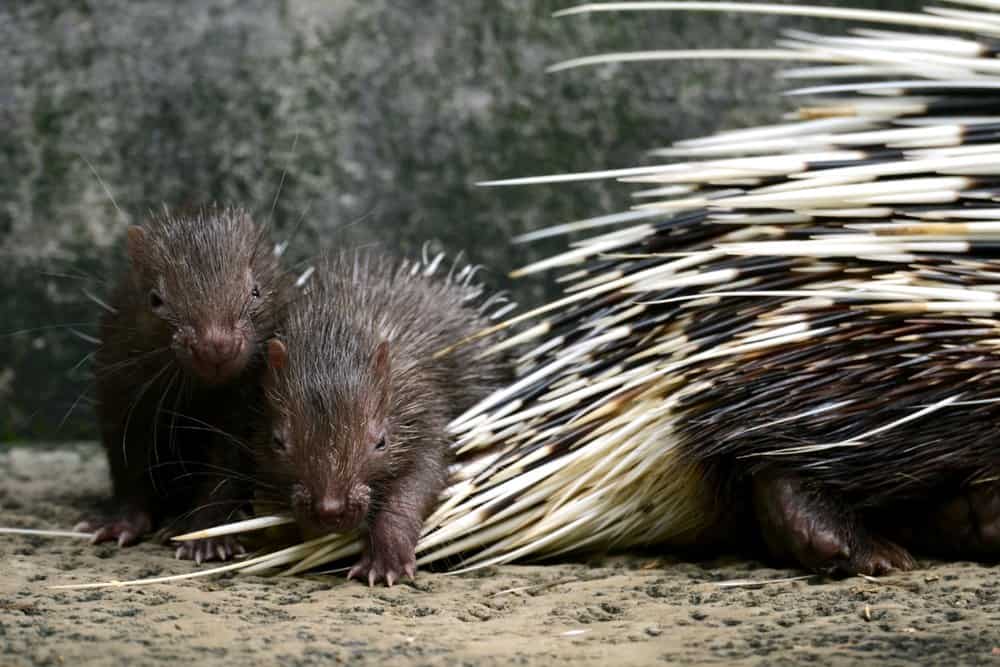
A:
193 326 244 366
313 497 345 526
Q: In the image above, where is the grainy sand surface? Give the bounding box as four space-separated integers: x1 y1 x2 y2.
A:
3 444 1000 666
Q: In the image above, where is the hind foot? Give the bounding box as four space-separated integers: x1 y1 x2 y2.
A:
962 484 1000 552
170 536 246 564
75 506 153 547
157 514 247 564
895 483 1000 558
753 472 914 576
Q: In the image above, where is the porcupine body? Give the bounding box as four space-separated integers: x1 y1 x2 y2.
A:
414 2 1000 575
79 207 292 562
252 249 514 584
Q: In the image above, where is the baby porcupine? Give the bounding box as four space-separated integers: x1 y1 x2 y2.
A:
254 250 510 585
78 207 291 562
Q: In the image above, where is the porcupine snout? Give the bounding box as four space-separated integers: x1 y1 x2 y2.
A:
309 484 371 533
188 323 249 384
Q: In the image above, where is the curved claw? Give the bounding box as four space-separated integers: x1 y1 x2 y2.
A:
346 562 368 583
76 509 153 548
173 536 244 564
347 548 418 587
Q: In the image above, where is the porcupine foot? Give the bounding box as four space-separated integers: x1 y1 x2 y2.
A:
169 536 246 563
157 513 248 564
752 472 915 576
347 519 418 587
75 505 153 547
894 484 1000 558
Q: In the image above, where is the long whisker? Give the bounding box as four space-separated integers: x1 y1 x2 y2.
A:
151 369 180 473
70 351 97 375
168 372 187 462
81 155 126 222
92 345 172 378
120 359 174 470
155 410 255 455
55 385 92 434
146 462 278 491
174 499 257 523
265 131 299 231
3 323 108 338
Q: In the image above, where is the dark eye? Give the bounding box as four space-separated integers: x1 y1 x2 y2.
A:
251 284 261 299
149 290 164 310
374 436 387 451
272 434 287 451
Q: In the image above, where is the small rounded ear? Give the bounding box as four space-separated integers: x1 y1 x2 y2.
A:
126 226 146 266
267 338 288 371
372 340 391 379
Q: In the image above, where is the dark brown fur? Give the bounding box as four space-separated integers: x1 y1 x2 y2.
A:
79 207 290 562
487 203 1000 574
673 308 1000 575
255 251 509 585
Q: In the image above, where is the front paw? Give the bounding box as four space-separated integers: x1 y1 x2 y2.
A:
158 517 247 564
347 537 417 587
172 536 246 564
75 507 153 547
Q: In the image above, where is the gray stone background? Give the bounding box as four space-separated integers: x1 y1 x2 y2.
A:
0 0 920 441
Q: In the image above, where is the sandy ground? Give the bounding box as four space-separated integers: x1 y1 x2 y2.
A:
3 444 1000 666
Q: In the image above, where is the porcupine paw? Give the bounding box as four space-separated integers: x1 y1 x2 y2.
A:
962 484 1000 553
907 484 1000 557
156 517 247 564
790 524 914 576
347 534 417 587
752 472 914 576
75 508 153 547
852 536 915 576
171 536 246 564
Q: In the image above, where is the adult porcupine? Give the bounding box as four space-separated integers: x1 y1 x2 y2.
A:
409 1 1000 576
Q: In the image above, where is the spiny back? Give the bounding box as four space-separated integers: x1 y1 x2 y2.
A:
278 250 510 425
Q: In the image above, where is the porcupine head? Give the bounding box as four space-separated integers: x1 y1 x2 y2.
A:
121 208 282 386
258 336 394 536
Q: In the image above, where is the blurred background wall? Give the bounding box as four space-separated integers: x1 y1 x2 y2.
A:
0 0 921 440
